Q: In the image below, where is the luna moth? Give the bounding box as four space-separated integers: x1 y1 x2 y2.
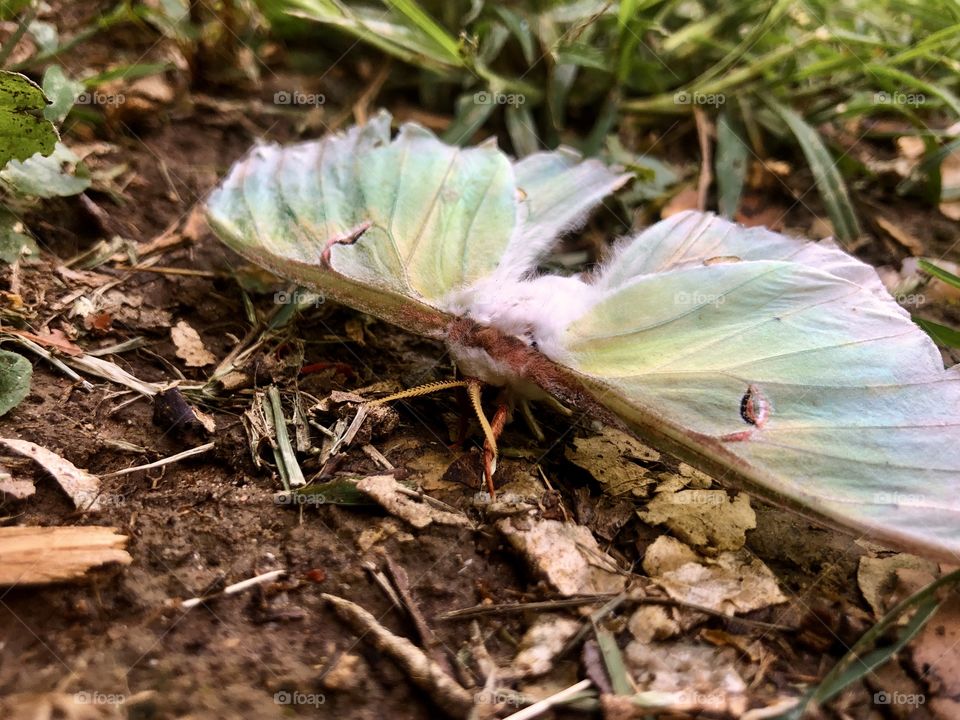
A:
207 110 960 562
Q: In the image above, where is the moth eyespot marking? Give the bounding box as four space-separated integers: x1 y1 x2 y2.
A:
703 255 742 266
740 384 770 428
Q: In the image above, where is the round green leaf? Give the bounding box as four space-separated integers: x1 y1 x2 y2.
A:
0 71 58 168
0 349 31 417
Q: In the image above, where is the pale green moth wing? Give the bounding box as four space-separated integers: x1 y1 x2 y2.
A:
206 110 628 337
502 149 633 275
552 211 960 561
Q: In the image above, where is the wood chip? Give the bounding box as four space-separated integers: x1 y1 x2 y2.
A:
0 526 131 585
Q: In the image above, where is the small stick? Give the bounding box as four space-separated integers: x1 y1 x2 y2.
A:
180 569 286 609
123 265 223 278
362 444 394 470
362 561 403 609
384 555 457 682
437 595 794 632
322 593 473 717
101 442 215 478
503 679 592 720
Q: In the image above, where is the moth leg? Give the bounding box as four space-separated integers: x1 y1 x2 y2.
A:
518 398 545 443
543 395 574 417
481 402 509 500
464 379 501 498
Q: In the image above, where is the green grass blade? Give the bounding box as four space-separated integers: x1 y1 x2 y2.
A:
715 109 749 217
593 626 633 696
505 103 539 157
383 0 464 66
915 318 960 348
765 98 860 244
919 259 960 290
788 568 960 717
866 64 960 117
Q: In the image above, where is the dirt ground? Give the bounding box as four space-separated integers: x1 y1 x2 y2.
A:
1 4 960 719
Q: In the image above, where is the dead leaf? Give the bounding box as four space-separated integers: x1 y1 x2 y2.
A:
497 516 626 596
643 536 787 615
909 594 960 719
83 311 114 333
661 187 699 219
355 475 473 529
638 490 756 553
0 526 131 585
0 465 34 499
2 327 83 356
622 640 748 716
406 447 459 492
3 691 128 720
897 136 925 160
628 605 681 643
857 553 938 617
171 320 216 367
510 615 581 678
566 427 658 497
874 215 925 255
940 201 960 221
0 438 100 510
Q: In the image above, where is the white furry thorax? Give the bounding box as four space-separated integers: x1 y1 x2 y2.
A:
442 273 600 394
